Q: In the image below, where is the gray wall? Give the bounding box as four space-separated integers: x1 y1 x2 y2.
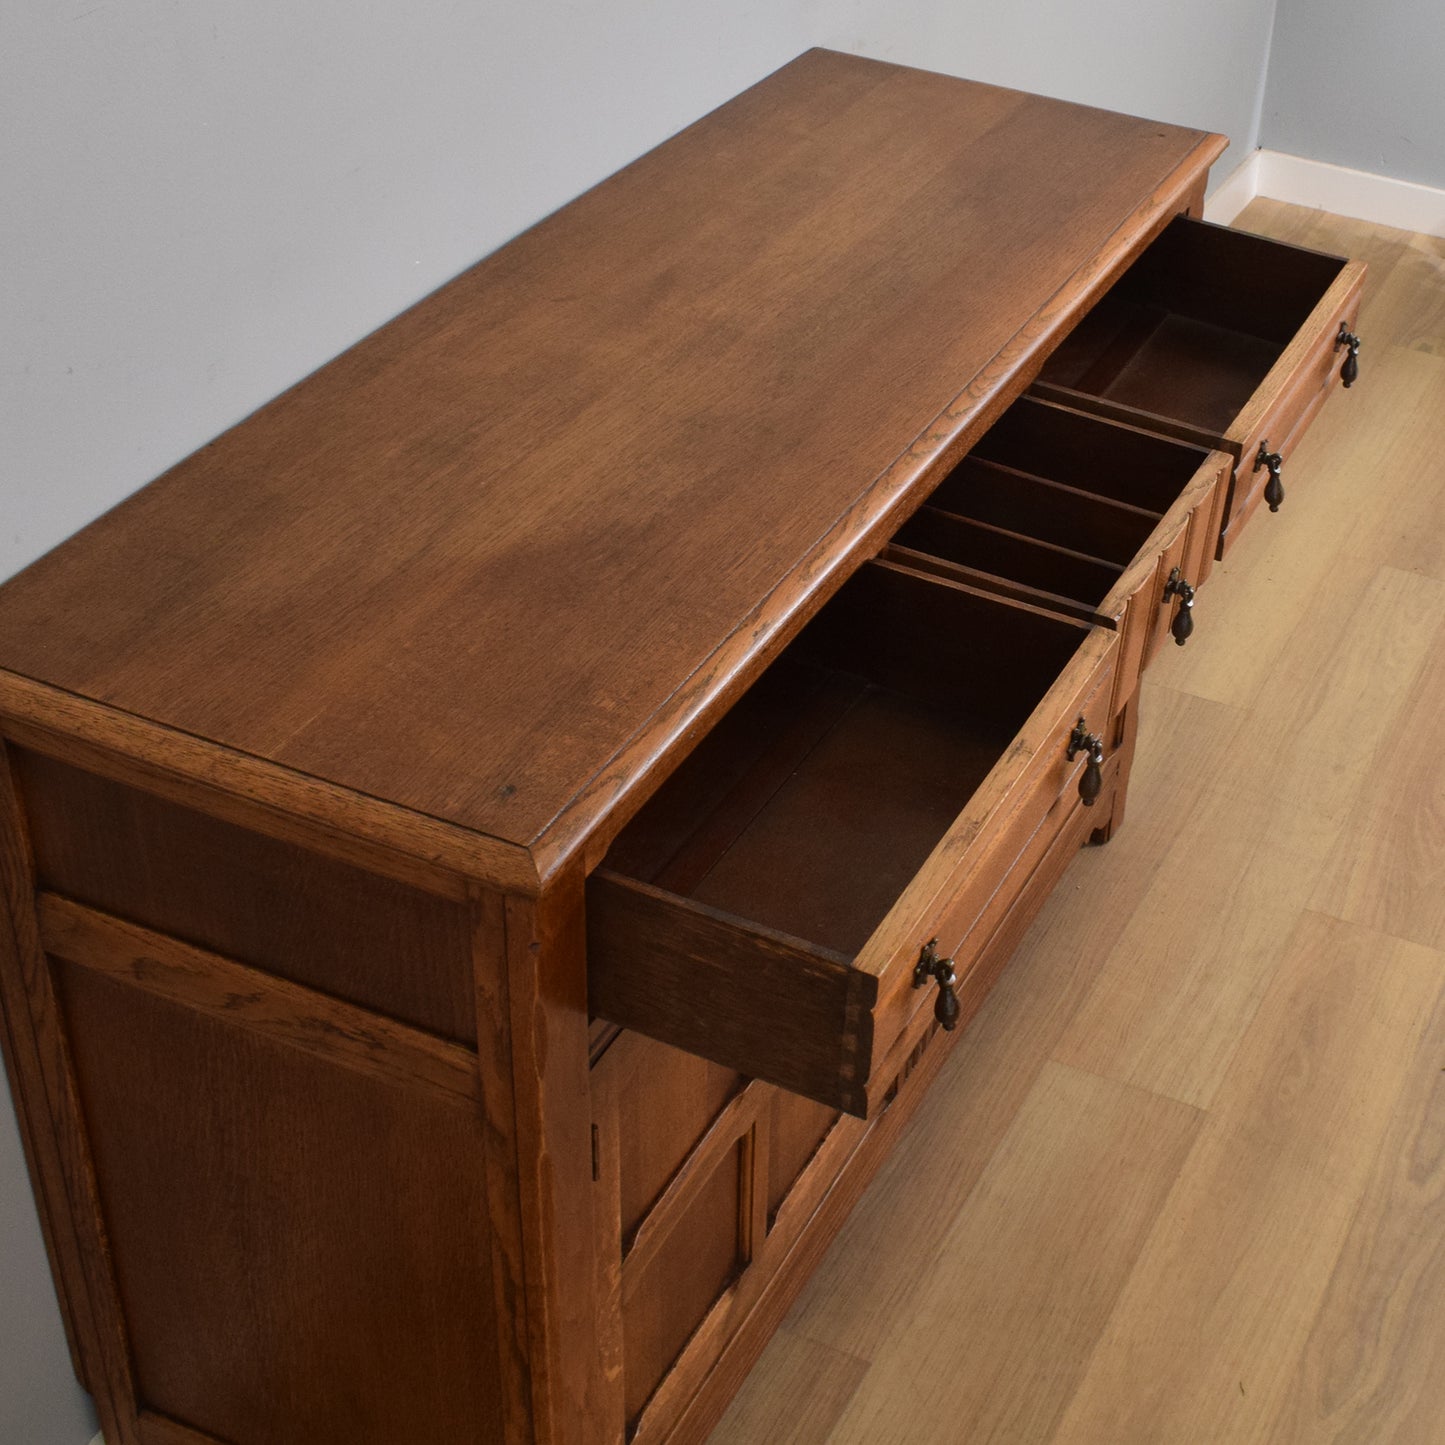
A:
0 0 1281 584
1264 0 1445 189
1 2 1277 1438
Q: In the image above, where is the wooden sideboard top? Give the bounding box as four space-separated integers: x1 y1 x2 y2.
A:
0 49 1223 883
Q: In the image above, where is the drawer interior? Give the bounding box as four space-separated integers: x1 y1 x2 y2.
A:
892 396 1210 618
1037 217 1348 438
601 560 1090 960
929 459 1161 560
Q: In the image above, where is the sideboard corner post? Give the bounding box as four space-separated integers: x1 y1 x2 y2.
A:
503 866 610 1444
0 734 143 1445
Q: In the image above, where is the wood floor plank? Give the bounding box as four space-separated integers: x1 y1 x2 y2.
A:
1310 620 1445 951
1388 231 1445 355
1051 775 1326 1108
821 1062 1201 1445
1138 438 1358 712
1048 913 1445 1445
1326 346 1445 582
1145 344 1440 709
708 1329 869 1445
1339 226 1445 357
1082 678 1251 879
1055 563 1445 1107
1236 563 1445 832
1264 966 1445 1444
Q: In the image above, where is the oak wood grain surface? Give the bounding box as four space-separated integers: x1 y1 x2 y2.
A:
0 50 1220 879
55 956 505 1445
708 203 1445 1445
35 893 482 1106
14 746 479 1042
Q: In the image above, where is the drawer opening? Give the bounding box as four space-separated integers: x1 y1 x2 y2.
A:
604 670 993 958
970 395 1215 514
890 394 1222 623
602 566 1082 956
922 458 1160 572
588 560 1098 1113
888 515 1114 620
1036 217 1348 438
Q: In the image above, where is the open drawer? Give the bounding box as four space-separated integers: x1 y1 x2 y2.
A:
587 560 1117 1118
888 395 1230 711
1032 217 1365 556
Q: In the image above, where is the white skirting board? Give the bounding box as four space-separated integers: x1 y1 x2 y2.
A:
1205 149 1445 237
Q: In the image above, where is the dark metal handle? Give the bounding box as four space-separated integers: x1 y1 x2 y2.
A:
1066 718 1105 807
1336 323 1361 388
1162 567 1195 646
913 939 960 1030
1255 442 1284 513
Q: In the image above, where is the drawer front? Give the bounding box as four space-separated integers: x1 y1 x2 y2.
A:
1129 513 1192 686
1187 439 1230 589
1221 259 1365 552
867 742 1113 1095
1099 448 1228 710
851 615 1116 1109
589 564 1117 1119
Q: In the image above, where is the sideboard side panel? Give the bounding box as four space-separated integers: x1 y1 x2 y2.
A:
12 745 480 1044
0 734 536 1445
54 957 506 1445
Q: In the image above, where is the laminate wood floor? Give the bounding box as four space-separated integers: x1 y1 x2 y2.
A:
709 203 1445 1445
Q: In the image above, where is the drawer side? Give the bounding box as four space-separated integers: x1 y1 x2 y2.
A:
588 874 877 1116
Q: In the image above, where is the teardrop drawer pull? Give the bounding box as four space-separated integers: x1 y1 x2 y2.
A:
1067 718 1105 807
1336 323 1362 388
1255 443 1285 513
1162 567 1196 645
913 938 961 1030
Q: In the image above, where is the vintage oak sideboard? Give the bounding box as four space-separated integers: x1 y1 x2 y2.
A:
0 49 1363 1445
